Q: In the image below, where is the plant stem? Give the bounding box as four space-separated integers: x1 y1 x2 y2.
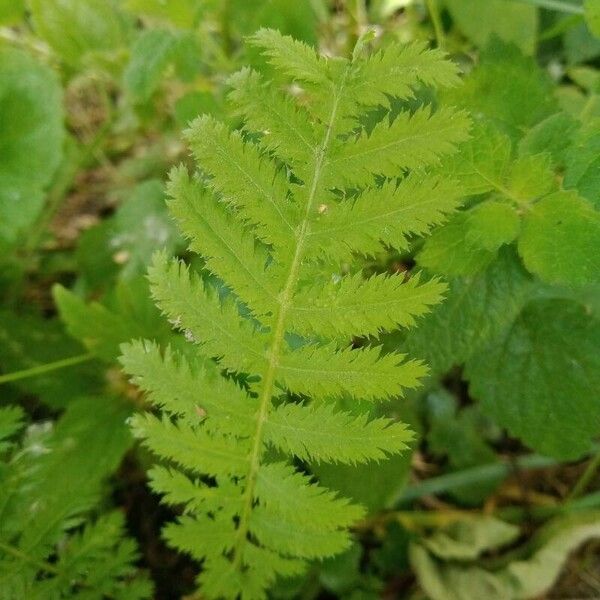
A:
539 13 583 41
231 71 347 569
0 26 52 58
507 0 585 14
426 0 445 48
0 540 59 575
360 491 600 532
568 449 600 501
0 354 94 386
390 453 560 506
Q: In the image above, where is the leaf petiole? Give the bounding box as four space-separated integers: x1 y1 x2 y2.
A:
507 0 585 14
0 353 94 386
426 0 445 48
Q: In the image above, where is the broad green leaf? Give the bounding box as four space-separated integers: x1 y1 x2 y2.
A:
313 452 412 513
417 202 520 277
518 112 579 166
0 185 45 251
232 0 318 43
466 299 600 458
27 397 133 504
564 130 600 208
507 153 556 203
0 312 101 408
124 29 178 101
53 278 174 362
440 121 512 197
444 41 557 137
402 249 533 375
465 201 520 251
445 0 538 54
564 19 600 64
106 180 181 279
585 0 600 37
0 0 24 24
0 47 64 247
318 545 366 598
555 84 600 118
566 66 600 92
74 181 182 288
124 0 201 28
442 122 555 204
518 191 600 286
171 31 202 81
29 0 130 66
174 91 221 126
417 213 496 276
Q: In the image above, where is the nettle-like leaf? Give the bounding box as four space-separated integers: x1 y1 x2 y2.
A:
466 299 600 459
519 190 600 286
120 29 469 599
403 39 600 461
418 116 600 287
444 0 538 54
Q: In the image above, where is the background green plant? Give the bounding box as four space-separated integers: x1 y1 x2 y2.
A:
1 1 600 598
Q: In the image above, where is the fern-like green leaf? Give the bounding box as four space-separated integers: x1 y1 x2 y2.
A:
184 116 298 253
228 68 318 165
249 28 330 84
121 340 256 435
348 40 462 107
0 406 25 450
121 28 469 599
148 255 269 373
277 343 426 401
0 401 151 598
324 106 470 187
264 402 413 464
167 167 278 317
130 413 250 477
288 272 447 337
305 175 463 260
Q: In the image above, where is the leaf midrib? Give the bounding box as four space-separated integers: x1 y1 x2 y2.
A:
231 73 347 567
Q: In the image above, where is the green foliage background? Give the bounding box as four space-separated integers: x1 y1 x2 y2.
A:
1 1 600 599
